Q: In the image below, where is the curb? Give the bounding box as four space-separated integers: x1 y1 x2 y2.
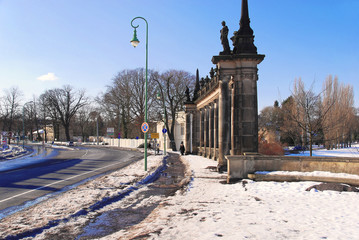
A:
5 156 169 240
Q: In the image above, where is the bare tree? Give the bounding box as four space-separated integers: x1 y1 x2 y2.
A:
75 106 94 142
99 68 158 139
44 85 88 141
38 94 51 142
98 70 133 138
279 96 302 145
1 87 23 143
23 97 43 141
284 79 325 156
154 70 195 151
40 91 61 141
321 76 356 149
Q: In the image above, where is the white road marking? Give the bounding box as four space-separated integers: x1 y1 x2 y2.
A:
0 153 125 204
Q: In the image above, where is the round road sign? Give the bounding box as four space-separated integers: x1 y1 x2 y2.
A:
141 122 149 133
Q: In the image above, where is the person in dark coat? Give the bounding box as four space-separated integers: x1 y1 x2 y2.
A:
180 141 185 155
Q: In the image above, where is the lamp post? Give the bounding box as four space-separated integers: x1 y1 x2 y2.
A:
96 115 99 146
131 16 148 171
22 106 25 148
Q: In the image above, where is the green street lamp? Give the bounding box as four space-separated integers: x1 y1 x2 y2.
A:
131 16 148 171
130 28 140 47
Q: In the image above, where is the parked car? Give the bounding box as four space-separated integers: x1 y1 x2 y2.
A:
67 141 74 146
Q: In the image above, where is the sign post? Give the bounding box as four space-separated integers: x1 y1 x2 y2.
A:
141 122 149 171
162 128 167 155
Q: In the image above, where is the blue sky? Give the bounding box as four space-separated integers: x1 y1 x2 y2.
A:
0 0 358 111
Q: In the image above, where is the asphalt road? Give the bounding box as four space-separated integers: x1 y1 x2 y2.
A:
0 146 143 212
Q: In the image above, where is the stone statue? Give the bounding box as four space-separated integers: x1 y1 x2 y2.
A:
230 31 238 54
200 77 205 87
210 67 215 79
220 21 231 55
205 75 210 83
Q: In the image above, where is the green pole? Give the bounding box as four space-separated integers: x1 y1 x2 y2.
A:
22 106 25 148
163 92 167 155
131 16 148 171
164 132 166 155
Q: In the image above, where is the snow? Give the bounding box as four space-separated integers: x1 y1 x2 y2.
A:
290 144 359 158
103 154 359 240
0 145 27 158
256 170 359 180
1 146 359 239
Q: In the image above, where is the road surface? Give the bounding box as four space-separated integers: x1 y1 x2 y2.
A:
0 146 143 213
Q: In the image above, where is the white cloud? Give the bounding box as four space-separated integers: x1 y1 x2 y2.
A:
37 72 59 81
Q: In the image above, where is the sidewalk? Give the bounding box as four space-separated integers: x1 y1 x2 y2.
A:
74 153 190 239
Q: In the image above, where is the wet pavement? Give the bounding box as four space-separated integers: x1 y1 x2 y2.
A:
0 145 59 173
42 153 188 240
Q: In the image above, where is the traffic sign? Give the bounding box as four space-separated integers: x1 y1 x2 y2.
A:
162 128 167 134
151 133 159 139
141 122 149 133
107 127 114 136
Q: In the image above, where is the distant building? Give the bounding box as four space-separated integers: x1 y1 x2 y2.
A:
156 111 185 151
32 125 55 142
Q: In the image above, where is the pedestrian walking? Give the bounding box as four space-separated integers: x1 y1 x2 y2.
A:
180 141 185 155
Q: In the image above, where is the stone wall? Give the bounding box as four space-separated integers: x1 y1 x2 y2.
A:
226 155 359 181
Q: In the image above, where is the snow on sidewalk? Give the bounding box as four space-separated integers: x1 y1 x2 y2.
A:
104 154 359 240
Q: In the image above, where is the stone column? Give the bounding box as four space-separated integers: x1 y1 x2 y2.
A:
199 108 204 156
185 111 191 154
185 103 197 154
230 82 236 155
190 112 195 153
204 106 208 157
218 77 230 169
209 103 213 158
213 100 218 160
195 110 200 153
239 71 259 153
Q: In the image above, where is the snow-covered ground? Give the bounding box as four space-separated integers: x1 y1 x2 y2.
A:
1 146 359 239
290 144 359 158
103 148 359 240
0 145 27 159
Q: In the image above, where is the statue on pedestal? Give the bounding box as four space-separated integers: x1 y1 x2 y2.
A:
220 21 231 55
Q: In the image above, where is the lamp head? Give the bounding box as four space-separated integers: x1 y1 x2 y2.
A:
130 28 140 47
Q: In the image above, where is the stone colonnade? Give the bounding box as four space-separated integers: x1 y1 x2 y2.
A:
185 54 264 169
